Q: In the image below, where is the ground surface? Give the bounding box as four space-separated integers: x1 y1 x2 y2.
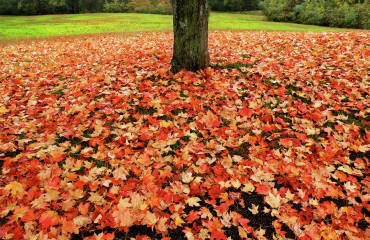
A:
0 31 369 240
0 11 345 41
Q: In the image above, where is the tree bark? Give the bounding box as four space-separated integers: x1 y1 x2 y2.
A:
171 0 210 73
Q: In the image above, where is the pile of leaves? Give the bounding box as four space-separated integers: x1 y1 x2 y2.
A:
0 31 369 239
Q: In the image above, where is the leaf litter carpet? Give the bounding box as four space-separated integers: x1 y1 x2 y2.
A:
0 31 370 239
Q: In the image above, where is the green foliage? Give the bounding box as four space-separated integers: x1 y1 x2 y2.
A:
208 0 261 11
127 0 171 14
17 0 50 15
47 0 68 14
150 0 172 14
259 0 301 22
0 0 171 15
293 0 326 25
260 0 370 29
103 0 128 13
0 0 19 15
80 0 104 13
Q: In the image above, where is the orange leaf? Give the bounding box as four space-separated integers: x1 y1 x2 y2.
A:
279 138 301 148
210 230 227 240
157 68 167 77
363 49 370 58
239 107 253 118
39 211 60 228
256 185 269 195
21 209 36 222
202 110 221 127
78 202 90 216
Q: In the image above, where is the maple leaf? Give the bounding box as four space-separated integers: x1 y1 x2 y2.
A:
186 197 201 207
363 49 370 58
61 218 79 234
112 167 128 181
279 138 300 148
92 233 115 240
156 217 169 234
142 211 158 226
344 181 357 193
210 230 227 240
181 172 194 183
4 181 25 198
238 226 249 239
240 107 253 118
78 202 90 216
0 105 9 115
358 144 370 152
202 110 221 127
157 68 167 77
265 192 282 209
174 216 185 226
242 182 255 192
254 228 267 239
112 208 135 227
249 204 259 215
39 211 60 228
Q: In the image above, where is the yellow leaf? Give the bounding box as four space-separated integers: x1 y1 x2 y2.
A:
186 197 201 207
181 172 194 183
238 226 248 238
265 192 282 209
13 206 28 219
285 189 295 201
88 192 105 206
113 167 127 181
3 233 14 239
44 189 59 202
143 211 158 226
4 181 25 198
73 215 92 228
0 106 9 115
118 198 132 211
358 144 370 153
131 193 147 210
160 120 173 128
231 179 241 189
185 131 198 140
175 216 185 226
242 182 255 193
248 204 259 215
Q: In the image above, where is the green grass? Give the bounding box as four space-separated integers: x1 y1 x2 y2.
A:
210 12 346 32
0 11 346 41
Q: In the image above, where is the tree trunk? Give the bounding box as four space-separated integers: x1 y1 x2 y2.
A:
171 0 210 73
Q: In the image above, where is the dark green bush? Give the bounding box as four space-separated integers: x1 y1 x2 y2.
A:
293 1 326 25
260 0 370 29
209 0 261 11
103 0 128 13
259 0 299 22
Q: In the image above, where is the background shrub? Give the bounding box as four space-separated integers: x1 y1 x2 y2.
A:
103 0 128 13
260 0 370 29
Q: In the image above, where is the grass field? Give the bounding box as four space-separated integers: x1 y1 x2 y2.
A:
0 11 345 41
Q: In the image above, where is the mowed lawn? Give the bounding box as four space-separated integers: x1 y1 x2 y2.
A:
0 11 346 41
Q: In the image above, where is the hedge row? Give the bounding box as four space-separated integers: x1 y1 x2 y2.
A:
260 0 370 29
